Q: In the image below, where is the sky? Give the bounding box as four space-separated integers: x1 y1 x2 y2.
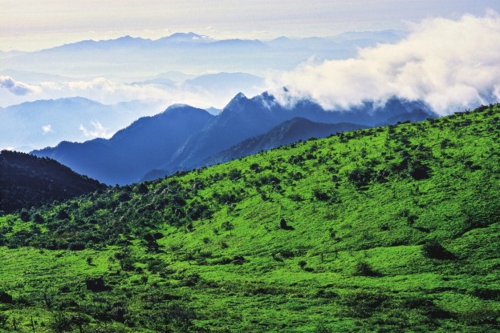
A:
1 0 499 51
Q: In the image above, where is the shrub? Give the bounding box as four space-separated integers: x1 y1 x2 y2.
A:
33 213 45 223
69 242 86 251
312 189 330 201
249 163 262 173
19 209 30 222
348 168 374 188
408 161 431 180
314 323 333 333
0 313 8 327
221 221 234 231
0 291 13 304
118 192 131 202
228 168 242 181
151 303 197 332
137 183 149 194
340 291 389 318
351 262 380 277
421 241 455 260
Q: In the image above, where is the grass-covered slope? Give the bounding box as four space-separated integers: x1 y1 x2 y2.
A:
1 104 500 332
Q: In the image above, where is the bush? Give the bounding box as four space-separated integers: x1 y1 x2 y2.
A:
137 183 149 194
0 313 8 327
351 262 380 277
19 209 30 222
348 168 374 188
408 161 431 180
56 209 70 220
118 192 131 202
0 291 13 304
151 303 197 332
33 213 45 223
340 291 389 318
221 221 234 231
312 189 330 201
421 241 455 260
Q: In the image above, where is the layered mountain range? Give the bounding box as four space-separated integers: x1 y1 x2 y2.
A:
32 92 436 185
2 31 405 79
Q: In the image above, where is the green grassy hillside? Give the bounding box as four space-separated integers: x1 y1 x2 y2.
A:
1 104 500 332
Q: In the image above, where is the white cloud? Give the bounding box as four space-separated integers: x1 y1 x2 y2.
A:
268 12 500 115
17 76 259 109
79 121 112 139
0 76 39 95
42 124 53 134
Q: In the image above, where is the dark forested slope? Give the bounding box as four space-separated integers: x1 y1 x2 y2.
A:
0 150 105 214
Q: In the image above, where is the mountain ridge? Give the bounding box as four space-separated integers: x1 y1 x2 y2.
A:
32 92 436 184
32 104 214 185
200 117 368 168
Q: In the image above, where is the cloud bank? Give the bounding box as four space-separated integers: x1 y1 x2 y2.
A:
0 76 263 110
79 121 112 139
0 76 39 95
270 12 500 115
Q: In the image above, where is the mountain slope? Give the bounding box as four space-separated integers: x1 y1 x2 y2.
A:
144 117 366 181
201 117 367 168
0 150 105 214
32 105 214 185
161 92 435 173
32 92 435 184
1 104 499 332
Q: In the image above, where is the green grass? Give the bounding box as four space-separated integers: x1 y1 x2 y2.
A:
1 104 500 332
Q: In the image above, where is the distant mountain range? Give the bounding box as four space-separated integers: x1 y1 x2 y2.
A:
0 150 105 214
2 31 406 79
0 97 159 151
33 92 436 185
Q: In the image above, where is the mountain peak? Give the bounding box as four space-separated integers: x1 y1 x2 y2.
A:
234 92 247 100
222 92 249 112
157 32 212 43
165 103 192 111
162 104 212 117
